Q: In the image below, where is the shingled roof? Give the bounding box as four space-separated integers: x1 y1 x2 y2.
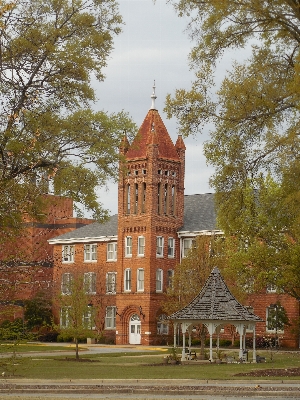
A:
48 214 118 243
169 267 262 322
125 109 180 161
179 193 218 232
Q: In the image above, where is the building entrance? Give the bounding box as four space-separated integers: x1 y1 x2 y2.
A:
129 314 141 344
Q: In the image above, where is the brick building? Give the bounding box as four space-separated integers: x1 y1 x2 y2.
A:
49 88 300 348
0 195 93 320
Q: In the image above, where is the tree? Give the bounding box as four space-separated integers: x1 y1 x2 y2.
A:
24 291 52 331
0 0 137 230
267 301 290 347
165 0 300 298
162 235 228 355
56 276 96 360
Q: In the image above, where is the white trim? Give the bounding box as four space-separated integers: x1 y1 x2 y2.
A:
48 235 118 245
177 230 223 238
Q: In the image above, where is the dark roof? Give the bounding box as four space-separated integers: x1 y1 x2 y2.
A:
50 194 217 242
169 267 262 322
180 193 217 232
50 214 118 241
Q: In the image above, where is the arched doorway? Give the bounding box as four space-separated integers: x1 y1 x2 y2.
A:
129 314 141 344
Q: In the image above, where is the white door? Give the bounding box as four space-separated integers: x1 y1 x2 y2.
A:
129 314 141 344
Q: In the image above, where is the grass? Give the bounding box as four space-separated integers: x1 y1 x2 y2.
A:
1 345 300 380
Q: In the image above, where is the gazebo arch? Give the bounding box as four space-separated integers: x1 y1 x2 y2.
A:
168 267 263 362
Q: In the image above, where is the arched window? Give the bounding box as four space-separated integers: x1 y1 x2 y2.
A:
171 185 176 216
134 183 138 214
126 184 130 214
142 182 146 213
164 183 168 215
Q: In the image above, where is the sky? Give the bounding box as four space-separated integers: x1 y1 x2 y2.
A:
94 0 214 215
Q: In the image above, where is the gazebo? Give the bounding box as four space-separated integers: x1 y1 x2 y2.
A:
168 267 263 362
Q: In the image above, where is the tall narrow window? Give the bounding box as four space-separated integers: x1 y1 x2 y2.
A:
105 306 116 329
156 236 164 257
171 185 176 216
126 184 131 214
157 182 161 214
138 236 145 256
84 244 97 261
106 272 116 294
60 307 70 328
61 273 73 294
62 245 74 263
156 269 163 292
83 272 96 294
137 268 144 292
107 242 117 261
167 269 174 288
134 183 138 214
125 236 132 257
142 182 146 213
83 307 95 329
182 238 196 258
168 237 175 258
124 268 131 291
164 183 168 215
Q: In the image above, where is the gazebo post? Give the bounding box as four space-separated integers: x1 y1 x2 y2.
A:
253 325 257 362
237 323 244 359
181 323 187 361
173 322 177 347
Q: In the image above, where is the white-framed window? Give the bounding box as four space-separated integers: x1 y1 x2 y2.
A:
124 268 131 292
266 284 277 293
83 307 95 329
60 306 70 328
138 236 145 257
62 245 74 263
156 269 163 292
83 272 96 294
61 272 73 294
84 244 97 262
168 237 175 258
107 242 117 261
105 306 116 329
266 305 285 333
106 272 116 294
157 314 169 335
137 268 144 292
156 236 164 257
125 236 132 257
167 269 174 288
182 238 196 258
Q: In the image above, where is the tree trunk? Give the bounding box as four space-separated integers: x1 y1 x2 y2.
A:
75 337 79 360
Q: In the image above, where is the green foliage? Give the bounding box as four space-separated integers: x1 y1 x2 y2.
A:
0 0 137 228
0 318 25 340
163 235 227 315
55 276 97 359
24 291 52 331
165 0 300 299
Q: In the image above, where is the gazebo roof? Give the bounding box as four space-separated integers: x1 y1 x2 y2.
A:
169 267 262 323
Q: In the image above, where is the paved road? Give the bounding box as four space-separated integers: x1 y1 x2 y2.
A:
1 345 300 398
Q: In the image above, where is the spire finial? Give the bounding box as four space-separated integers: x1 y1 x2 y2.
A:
150 80 157 110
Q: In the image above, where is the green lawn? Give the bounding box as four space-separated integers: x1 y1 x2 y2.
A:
0 343 81 353
1 346 300 380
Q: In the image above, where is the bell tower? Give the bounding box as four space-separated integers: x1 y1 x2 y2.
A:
116 83 185 345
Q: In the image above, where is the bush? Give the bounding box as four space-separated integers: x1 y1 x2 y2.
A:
0 318 26 340
219 339 231 347
191 338 201 346
38 330 59 342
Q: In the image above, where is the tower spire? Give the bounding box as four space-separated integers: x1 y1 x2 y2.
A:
150 80 157 110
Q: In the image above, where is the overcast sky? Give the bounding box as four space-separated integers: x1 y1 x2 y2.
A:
94 0 214 215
